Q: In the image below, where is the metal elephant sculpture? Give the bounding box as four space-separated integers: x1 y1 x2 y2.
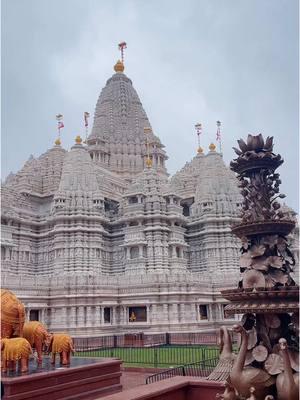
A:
1 289 25 339
48 333 75 365
1 337 32 373
23 321 53 364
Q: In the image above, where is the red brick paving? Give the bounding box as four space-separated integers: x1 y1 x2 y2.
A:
120 371 152 391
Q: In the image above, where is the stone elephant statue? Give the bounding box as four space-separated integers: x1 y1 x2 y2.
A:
1 289 25 338
23 321 53 364
1 337 32 373
48 333 75 365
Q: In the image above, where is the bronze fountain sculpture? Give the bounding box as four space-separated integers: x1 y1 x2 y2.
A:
217 134 299 400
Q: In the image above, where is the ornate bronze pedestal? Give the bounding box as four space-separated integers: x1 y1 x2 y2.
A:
219 134 299 400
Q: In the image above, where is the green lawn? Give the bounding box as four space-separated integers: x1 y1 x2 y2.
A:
75 345 219 368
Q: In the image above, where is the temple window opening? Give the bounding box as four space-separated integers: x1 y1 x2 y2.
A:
104 308 111 323
199 305 208 320
130 247 139 259
128 307 147 323
128 196 138 204
30 309 39 321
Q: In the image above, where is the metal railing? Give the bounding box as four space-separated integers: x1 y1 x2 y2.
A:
71 331 235 368
145 358 219 384
75 344 220 368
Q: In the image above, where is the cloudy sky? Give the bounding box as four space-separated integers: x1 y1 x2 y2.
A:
2 0 299 211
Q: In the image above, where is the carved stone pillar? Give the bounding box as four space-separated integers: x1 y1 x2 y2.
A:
86 306 92 326
146 305 150 323
162 304 169 323
78 306 85 327
139 245 143 258
61 307 67 327
172 246 176 258
179 303 185 322
98 306 102 326
70 306 77 327
151 304 157 322
122 306 127 324
218 303 223 320
170 303 178 323
112 307 117 324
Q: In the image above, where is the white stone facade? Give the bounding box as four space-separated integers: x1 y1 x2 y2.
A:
1 62 298 336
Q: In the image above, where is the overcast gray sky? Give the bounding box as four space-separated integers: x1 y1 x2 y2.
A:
2 0 299 211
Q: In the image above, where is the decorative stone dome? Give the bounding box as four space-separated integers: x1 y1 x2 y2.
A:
53 139 103 214
3 143 67 196
191 151 242 218
124 167 168 197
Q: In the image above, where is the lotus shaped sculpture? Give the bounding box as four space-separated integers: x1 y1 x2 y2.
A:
230 134 283 176
229 134 290 225
233 134 273 155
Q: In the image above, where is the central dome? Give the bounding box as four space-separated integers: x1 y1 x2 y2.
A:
87 62 168 180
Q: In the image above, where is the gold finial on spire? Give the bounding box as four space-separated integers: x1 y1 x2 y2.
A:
114 60 124 73
197 146 204 154
55 138 61 146
209 143 216 151
144 127 153 168
145 157 153 168
75 135 82 144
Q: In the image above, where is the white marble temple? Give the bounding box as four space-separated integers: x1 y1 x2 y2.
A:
1 60 298 336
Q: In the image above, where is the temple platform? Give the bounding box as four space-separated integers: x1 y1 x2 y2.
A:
1 356 122 400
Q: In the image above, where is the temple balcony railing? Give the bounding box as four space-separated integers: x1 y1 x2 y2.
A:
124 231 146 243
123 203 144 215
166 204 183 215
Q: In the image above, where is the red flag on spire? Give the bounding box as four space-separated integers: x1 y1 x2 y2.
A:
56 114 64 135
118 42 127 63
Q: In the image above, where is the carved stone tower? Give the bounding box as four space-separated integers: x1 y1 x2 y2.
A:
87 60 168 180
